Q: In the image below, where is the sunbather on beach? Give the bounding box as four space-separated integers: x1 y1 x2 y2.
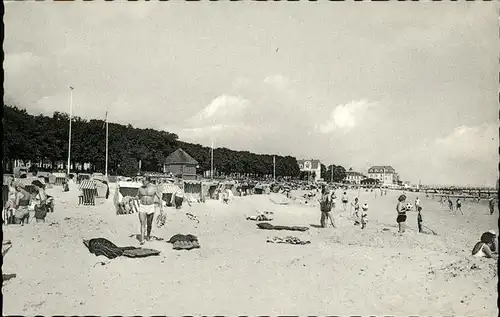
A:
472 231 498 258
137 177 163 244
396 194 407 233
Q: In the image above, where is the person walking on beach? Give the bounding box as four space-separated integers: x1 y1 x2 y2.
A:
415 197 421 212
361 203 368 229
319 188 335 228
489 198 495 215
137 177 163 245
396 194 407 233
341 192 348 212
455 198 463 215
448 197 453 212
352 197 360 225
32 180 48 223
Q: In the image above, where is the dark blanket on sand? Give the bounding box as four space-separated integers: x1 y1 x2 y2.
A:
83 238 160 259
167 234 200 250
257 222 309 232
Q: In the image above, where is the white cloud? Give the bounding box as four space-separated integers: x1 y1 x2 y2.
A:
191 94 250 123
317 99 378 133
263 74 291 90
434 123 497 163
3 52 42 73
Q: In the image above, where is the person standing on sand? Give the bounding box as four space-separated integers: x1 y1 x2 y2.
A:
137 177 163 245
341 192 348 212
415 197 421 212
396 194 407 233
361 203 368 229
14 183 31 226
455 198 463 215
351 197 360 225
489 198 495 215
448 197 453 212
417 206 423 233
319 188 335 228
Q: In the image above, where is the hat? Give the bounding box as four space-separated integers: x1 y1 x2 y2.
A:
488 230 496 235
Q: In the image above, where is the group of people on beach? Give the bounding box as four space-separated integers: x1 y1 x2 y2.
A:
3 178 52 225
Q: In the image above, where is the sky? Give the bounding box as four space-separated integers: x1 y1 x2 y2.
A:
4 2 499 186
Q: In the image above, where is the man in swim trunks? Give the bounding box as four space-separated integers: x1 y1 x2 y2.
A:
137 177 163 244
341 192 348 212
396 195 407 233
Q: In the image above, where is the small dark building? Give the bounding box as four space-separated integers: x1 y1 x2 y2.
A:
163 148 198 180
360 178 380 186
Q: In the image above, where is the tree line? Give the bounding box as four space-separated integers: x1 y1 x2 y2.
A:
2 105 347 181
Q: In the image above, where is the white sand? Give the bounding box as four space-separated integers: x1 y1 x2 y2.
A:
2 185 498 315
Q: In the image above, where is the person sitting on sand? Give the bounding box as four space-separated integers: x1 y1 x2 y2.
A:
352 197 360 225
361 203 368 229
14 182 32 226
396 194 407 233
472 231 498 258
319 188 335 228
137 177 163 245
341 192 348 211
32 180 48 223
489 198 495 215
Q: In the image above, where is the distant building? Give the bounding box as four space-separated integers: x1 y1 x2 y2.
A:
367 165 399 185
360 178 380 186
297 159 321 182
163 148 199 180
345 167 367 184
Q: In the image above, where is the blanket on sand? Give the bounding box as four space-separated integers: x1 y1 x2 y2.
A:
83 238 161 259
167 234 201 250
267 236 311 245
257 222 309 232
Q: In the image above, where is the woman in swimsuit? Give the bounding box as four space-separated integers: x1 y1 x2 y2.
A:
14 183 32 226
472 231 497 258
341 192 348 212
396 195 407 233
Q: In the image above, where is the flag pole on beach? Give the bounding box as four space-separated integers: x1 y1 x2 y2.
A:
67 86 74 175
104 110 109 177
273 156 276 181
211 139 214 180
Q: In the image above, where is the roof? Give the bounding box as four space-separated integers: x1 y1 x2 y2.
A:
164 148 199 166
346 171 366 178
368 166 396 173
297 159 321 170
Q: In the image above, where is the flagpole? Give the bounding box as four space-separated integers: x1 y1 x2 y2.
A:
273 156 276 181
67 86 74 175
211 139 214 180
105 111 109 177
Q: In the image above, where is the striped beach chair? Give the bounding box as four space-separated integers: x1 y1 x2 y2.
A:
79 179 97 206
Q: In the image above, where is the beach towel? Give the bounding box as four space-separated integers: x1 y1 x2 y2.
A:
83 238 160 259
167 234 200 250
266 236 311 245
257 222 309 232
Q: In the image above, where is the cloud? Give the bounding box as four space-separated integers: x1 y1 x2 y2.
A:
434 124 497 163
317 99 378 133
3 52 42 73
263 74 291 90
191 94 250 123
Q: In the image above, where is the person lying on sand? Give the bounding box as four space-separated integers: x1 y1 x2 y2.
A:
137 177 163 245
472 231 498 258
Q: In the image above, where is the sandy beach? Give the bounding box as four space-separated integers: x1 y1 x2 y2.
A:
2 185 497 316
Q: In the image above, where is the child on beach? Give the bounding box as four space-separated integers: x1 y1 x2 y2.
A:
361 203 368 229
417 206 423 233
